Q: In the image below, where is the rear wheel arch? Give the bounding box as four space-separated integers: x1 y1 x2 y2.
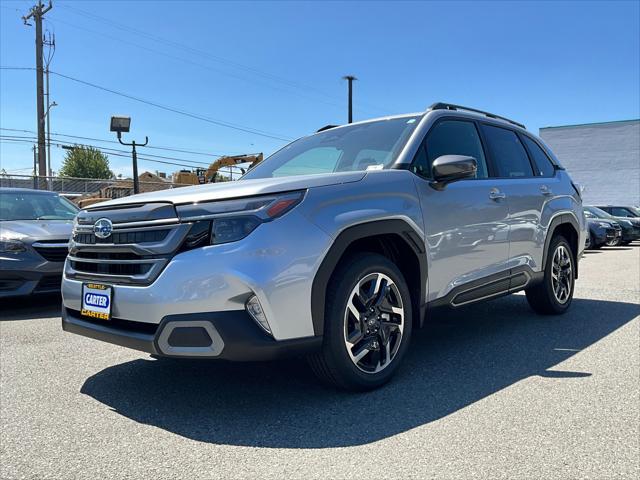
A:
311 220 427 336
543 214 580 278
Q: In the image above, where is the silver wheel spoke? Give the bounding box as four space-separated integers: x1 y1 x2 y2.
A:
551 244 572 304
343 272 405 374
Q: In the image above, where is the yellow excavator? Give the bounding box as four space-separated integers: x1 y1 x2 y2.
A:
174 153 264 185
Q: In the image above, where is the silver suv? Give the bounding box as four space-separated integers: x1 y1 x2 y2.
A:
61 103 586 391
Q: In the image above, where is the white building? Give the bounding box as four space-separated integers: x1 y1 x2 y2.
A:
539 119 639 205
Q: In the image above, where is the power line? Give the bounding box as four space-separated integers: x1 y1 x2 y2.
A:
1 66 294 141
0 136 210 170
1 136 211 168
0 127 238 158
45 14 353 113
49 71 293 142
56 4 389 114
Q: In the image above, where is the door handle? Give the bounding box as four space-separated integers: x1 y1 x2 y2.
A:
489 188 506 200
540 185 553 196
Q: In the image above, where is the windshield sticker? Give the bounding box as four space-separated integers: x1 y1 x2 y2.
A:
366 164 384 171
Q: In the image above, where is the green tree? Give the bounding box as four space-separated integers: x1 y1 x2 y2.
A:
58 146 113 179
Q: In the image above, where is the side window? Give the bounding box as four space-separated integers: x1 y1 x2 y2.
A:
481 124 534 178
522 135 556 177
611 207 633 217
412 120 488 179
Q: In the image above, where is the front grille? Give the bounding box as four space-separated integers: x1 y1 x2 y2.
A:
66 203 190 285
68 259 153 276
33 246 68 262
73 229 169 245
0 280 23 292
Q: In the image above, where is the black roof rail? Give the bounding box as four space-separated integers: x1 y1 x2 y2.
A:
429 102 526 130
316 124 339 133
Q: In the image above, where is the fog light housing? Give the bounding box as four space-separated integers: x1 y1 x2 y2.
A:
246 295 271 335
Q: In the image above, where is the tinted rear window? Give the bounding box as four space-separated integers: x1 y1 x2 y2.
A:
522 135 555 177
481 124 533 178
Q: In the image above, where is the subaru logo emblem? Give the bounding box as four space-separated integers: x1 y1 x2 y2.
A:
93 218 113 239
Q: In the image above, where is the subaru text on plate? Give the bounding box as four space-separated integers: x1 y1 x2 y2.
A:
61 103 586 391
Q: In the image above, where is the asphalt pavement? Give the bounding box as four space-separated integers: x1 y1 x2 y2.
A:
1 244 639 479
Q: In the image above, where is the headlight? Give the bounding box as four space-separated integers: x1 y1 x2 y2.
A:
177 191 305 246
597 222 611 228
211 216 262 245
0 238 27 254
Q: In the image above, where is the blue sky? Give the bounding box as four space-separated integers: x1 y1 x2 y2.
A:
1 0 639 178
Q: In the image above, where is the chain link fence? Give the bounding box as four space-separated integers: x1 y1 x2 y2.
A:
0 174 193 201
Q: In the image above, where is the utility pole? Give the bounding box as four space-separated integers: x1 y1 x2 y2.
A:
23 1 52 189
342 75 357 123
44 31 56 181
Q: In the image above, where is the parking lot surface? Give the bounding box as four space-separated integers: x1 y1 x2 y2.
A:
1 245 639 479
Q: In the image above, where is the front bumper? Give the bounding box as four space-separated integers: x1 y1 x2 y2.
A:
621 226 640 242
0 255 64 298
61 307 321 361
62 210 332 341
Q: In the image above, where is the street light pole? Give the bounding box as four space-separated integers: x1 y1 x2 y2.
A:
110 115 147 195
117 134 147 195
342 75 357 123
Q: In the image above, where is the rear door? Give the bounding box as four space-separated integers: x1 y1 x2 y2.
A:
479 124 554 272
411 118 511 302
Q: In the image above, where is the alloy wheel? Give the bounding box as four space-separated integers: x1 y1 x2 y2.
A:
551 245 573 304
343 272 405 374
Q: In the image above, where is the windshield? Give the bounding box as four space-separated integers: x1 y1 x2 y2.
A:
584 206 614 220
0 191 79 221
243 116 421 179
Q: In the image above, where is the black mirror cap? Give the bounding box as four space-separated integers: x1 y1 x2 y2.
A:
431 155 477 184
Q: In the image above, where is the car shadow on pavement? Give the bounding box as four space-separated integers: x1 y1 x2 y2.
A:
0 294 61 321
81 295 639 448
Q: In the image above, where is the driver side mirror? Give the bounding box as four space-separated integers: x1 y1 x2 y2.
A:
431 155 477 186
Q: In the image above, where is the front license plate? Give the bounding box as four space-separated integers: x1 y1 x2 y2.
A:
81 283 113 321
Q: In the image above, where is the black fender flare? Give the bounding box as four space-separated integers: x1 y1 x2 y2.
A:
543 213 581 276
310 219 428 336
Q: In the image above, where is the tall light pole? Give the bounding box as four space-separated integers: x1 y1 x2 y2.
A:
110 116 147 195
342 75 357 123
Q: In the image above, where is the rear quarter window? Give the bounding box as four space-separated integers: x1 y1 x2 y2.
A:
521 135 556 177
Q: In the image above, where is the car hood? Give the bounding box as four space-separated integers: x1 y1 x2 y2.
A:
614 216 640 224
87 172 367 208
587 219 613 227
0 220 74 241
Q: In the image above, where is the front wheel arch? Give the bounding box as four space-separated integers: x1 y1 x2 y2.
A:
311 220 427 336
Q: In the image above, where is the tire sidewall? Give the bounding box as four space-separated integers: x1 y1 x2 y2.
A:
323 253 413 389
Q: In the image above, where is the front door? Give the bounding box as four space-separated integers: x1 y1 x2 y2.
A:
410 118 511 302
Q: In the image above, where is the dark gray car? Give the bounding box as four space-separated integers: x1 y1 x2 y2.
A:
0 188 78 298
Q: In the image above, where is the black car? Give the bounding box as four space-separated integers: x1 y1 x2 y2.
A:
583 210 621 249
594 205 640 245
584 206 638 246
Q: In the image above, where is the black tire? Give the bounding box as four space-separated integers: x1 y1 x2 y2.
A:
525 235 575 315
308 253 413 391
